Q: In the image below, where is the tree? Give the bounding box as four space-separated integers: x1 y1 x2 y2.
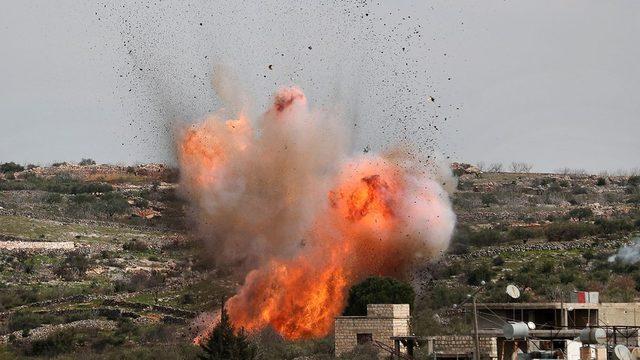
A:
0 162 24 173
343 277 415 316
510 162 533 173
488 163 503 172
199 303 255 360
78 158 96 166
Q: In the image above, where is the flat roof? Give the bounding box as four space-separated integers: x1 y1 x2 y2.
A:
466 302 600 310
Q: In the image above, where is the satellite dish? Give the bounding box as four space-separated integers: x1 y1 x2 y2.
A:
527 321 536 330
506 285 521 299
614 345 632 360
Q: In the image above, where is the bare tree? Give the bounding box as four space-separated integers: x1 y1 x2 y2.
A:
510 162 533 173
488 163 503 172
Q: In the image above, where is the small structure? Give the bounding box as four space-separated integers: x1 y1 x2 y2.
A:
334 304 411 357
424 335 498 360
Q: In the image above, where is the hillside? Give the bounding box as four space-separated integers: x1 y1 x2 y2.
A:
0 162 638 358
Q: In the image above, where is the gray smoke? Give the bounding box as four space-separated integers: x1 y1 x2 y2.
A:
608 238 640 264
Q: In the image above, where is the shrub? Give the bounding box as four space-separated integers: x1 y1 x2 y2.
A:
95 192 129 216
596 177 607 186
39 175 113 194
43 192 63 204
54 251 91 280
508 227 542 241
582 249 595 261
492 256 505 266
72 193 95 204
51 162 67 167
24 329 75 356
627 195 640 205
602 275 636 302
337 344 379 360
114 270 164 293
545 222 595 241
595 218 634 234
8 312 51 332
426 284 469 309
481 193 499 206
133 197 149 208
78 158 96 166
567 208 593 220
123 238 149 252
180 293 194 305
469 228 504 246
467 263 495 285
628 176 640 187
571 186 589 195
343 277 415 316
559 270 576 284
0 162 24 173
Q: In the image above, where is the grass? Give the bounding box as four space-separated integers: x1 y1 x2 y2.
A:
0 215 171 242
124 275 237 311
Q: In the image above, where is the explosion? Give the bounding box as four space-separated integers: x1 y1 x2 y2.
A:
178 86 455 341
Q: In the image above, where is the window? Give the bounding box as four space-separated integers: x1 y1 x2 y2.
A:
357 333 373 345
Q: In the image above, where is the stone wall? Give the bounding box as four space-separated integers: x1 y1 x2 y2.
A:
425 335 498 359
334 304 411 356
366 304 410 318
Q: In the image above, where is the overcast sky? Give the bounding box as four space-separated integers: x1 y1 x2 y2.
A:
1 1 638 173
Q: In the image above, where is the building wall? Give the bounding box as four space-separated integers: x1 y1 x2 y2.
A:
597 303 640 326
334 304 410 357
425 335 498 359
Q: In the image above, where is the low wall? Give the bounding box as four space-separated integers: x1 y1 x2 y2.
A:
426 335 498 359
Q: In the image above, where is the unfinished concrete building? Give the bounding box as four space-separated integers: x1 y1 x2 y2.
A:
334 304 411 356
426 294 640 360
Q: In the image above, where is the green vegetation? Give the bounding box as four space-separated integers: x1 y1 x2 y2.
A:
79 158 96 166
1 163 639 358
0 173 113 194
343 277 415 316
199 305 255 359
0 162 24 173
54 251 91 280
545 222 595 241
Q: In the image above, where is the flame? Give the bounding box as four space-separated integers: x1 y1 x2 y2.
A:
178 86 456 341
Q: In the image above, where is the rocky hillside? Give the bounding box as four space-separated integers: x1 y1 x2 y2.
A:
0 161 638 358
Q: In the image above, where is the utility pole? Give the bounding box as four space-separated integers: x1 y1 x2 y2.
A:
472 296 481 360
454 281 486 360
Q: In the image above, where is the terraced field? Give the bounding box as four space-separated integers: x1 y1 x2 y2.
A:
0 163 638 358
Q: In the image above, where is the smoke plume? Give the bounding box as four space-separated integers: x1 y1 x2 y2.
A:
609 238 640 264
178 84 456 339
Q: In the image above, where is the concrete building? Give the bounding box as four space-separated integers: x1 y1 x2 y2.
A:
334 304 411 357
474 302 640 330
425 296 640 360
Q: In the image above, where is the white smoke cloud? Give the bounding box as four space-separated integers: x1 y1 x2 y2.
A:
609 238 640 264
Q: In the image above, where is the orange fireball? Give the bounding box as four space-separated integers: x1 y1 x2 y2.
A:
178 86 456 341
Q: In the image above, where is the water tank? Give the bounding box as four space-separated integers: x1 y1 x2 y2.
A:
503 322 529 339
579 328 607 344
